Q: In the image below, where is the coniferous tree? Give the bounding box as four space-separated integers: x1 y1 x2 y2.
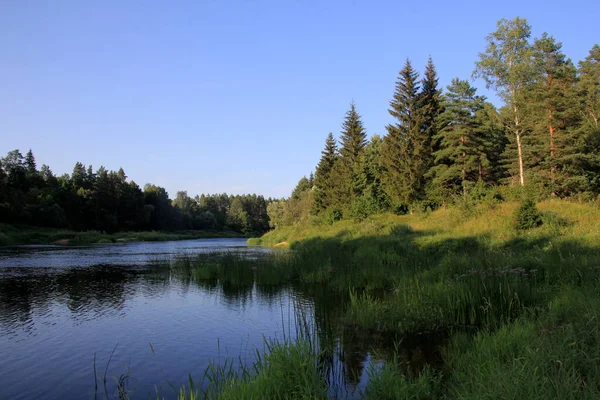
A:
578 44 600 132
419 57 443 169
338 102 368 196
427 79 488 200
312 133 338 213
291 176 312 200
328 103 368 211
381 59 424 206
527 33 580 195
353 135 389 214
25 150 37 175
477 102 509 185
0 149 270 234
574 44 600 194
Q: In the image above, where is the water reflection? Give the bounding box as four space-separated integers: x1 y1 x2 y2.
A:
0 240 444 399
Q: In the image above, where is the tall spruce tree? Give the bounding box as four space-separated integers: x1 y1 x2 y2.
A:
427 79 488 200
381 59 425 206
312 133 338 213
474 17 535 187
25 150 37 175
333 102 368 205
419 57 443 168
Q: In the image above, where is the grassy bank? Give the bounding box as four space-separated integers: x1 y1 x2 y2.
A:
152 199 600 398
0 223 243 246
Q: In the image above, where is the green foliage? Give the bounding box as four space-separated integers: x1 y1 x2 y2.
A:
0 149 272 240
214 201 600 397
364 364 441 400
474 17 535 187
213 340 327 400
323 208 343 225
380 59 425 205
312 133 338 214
513 200 543 230
347 194 383 221
427 79 491 201
291 176 312 200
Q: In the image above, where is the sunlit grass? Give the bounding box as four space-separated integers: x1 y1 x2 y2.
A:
149 199 600 398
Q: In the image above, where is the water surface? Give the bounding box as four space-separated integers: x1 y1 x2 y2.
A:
0 239 427 399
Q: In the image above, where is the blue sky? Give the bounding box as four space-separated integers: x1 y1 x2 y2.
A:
1 0 598 198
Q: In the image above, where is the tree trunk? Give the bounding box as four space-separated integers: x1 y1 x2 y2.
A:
549 110 556 184
514 105 525 186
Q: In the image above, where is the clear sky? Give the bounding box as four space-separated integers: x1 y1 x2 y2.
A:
1 1 598 199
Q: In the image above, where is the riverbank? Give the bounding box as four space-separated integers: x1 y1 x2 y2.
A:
162 199 600 398
0 223 243 246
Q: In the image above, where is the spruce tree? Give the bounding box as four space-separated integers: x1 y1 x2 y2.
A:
356 135 389 211
312 133 338 213
381 59 424 206
334 102 368 205
339 102 368 168
427 78 487 200
419 57 442 167
25 149 37 175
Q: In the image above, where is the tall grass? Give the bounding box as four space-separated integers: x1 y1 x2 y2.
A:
149 200 600 398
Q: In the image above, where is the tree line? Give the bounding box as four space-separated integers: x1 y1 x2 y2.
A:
0 150 270 236
269 17 600 228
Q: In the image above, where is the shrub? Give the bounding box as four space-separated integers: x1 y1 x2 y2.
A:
513 200 543 231
323 209 342 225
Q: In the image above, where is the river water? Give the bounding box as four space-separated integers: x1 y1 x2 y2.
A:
0 239 393 399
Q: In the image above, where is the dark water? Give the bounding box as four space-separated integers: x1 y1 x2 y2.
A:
0 239 437 399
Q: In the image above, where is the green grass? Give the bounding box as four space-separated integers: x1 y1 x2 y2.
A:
149 199 600 398
0 223 243 246
364 363 441 400
206 340 327 400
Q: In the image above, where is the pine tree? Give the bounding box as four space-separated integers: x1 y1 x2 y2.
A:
71 162 87 189
312 133 338 213
380 59 425 206
527 33 580 195
427 79 487 200
578 44 600 131
570 44 600 194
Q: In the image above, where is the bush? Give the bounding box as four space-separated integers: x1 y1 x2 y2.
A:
323 208 342 225
513 200 543 231
347 195 381 221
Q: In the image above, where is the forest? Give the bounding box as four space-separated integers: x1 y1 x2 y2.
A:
269 18 600 227
0 149 270 236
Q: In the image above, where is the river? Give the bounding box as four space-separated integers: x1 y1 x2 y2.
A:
0 239 387 399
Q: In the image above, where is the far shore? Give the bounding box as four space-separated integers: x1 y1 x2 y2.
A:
0 224 245 247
